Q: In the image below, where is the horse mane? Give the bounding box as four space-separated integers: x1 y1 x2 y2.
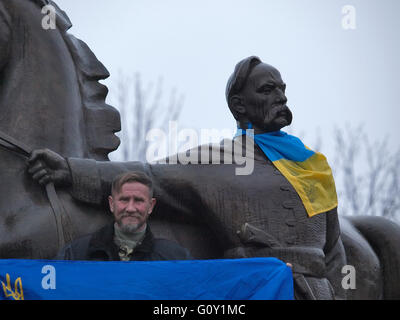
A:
30 0 121 160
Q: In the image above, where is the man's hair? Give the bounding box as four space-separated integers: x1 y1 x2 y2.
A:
225 56 262 119
111 171 154 198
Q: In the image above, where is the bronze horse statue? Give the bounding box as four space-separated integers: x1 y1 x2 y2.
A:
0 0 120 257
0 0 399 299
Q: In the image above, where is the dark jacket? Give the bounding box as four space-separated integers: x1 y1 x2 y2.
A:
55 223 193 261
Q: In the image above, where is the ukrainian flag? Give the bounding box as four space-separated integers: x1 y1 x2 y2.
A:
236 129 338 217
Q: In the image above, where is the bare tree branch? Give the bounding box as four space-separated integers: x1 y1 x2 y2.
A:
332 125 399 222
109 71 183 162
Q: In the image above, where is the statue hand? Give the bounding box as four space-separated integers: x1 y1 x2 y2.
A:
27 149 72 187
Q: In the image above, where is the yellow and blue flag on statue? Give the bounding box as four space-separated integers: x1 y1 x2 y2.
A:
236 127 338 217
0 258 293 300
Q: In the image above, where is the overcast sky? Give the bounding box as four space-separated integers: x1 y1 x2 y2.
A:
55 0 400 160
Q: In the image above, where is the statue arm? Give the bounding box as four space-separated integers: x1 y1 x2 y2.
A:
67 158 200 221
28 149 202 221
67 158 149 206
0 2 11 71
323 208 347 300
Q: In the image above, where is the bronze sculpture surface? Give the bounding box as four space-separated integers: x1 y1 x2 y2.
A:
1 0 400 300
0 0 120 257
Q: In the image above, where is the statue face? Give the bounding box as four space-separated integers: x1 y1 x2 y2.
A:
241 63 292 132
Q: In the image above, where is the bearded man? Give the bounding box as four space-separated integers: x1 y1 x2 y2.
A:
55 171 192 261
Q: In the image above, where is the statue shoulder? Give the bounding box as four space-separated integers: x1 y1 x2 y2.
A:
0 0 11 24
0 1 11 33
0 0 11 64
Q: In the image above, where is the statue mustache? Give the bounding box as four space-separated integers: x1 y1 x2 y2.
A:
267 104 293 124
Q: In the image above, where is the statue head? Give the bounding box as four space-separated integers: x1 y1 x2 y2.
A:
226 56 292 133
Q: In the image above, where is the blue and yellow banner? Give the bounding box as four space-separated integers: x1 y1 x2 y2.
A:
236 128 338 217
0 258 293 300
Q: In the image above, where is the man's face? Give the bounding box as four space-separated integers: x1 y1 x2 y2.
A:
108 182 156 233
241 63 292 132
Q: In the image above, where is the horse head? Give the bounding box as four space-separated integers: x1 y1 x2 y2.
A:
0 0 120 258
0 0 120 158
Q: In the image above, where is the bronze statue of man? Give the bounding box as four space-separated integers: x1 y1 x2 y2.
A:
28 56 347 300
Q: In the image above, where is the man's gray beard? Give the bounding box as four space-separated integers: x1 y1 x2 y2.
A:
117 221 145 234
